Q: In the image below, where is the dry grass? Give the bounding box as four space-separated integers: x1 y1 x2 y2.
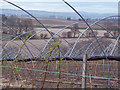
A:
35 28 107 38
32 18 92 27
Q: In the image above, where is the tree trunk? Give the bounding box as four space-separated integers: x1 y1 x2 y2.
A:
74 32 75 37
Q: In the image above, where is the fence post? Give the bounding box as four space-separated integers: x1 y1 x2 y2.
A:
82 54 87 89
0 10 2 90
66 61 69 88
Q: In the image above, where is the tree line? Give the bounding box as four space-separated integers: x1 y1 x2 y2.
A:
2 14 37 39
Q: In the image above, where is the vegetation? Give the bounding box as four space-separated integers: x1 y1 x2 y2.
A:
70 24 80 37
1 13 119 89
2 15 37 39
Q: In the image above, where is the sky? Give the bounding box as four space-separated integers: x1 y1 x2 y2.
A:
1 0 119 14
1 0 120 2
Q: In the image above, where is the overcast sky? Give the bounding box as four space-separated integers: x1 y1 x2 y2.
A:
1 0 119 14
1 0 120 2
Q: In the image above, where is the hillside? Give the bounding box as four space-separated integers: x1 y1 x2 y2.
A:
1 9 116 19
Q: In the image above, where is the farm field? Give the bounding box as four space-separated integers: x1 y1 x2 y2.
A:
32 18 94 27
34 28 107 37
1 1 120 89
1 60 119 88
2 16 119 88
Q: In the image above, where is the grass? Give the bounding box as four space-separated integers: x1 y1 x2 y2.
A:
34 25 103 30
2 34 12 40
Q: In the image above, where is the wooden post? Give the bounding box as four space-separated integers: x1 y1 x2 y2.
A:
82 54 87 89
0 10 2 90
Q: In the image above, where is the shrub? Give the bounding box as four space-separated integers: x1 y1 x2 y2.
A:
67 31 73 38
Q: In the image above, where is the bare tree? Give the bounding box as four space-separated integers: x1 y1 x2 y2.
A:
71 24 79 37
104 21 119 38
16 18 24 34
40 33 44 39
2 27 9 34
112 26 119 38
22 18 33 32
86 30 98 37
5 15 37 39
2 14 7 23
104 31 110 38
113 31 118 38
6 15 20 34
104 21 114 31
67 31 72 38
44 34 48 39
7 15 33 33
7 15 18 27
61 32 67 38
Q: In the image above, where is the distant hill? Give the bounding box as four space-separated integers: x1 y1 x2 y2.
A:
1 9 116 19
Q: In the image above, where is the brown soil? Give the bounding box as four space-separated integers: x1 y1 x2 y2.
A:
1 60 119 88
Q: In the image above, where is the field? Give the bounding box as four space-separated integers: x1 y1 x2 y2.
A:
1 12 120 89
32 18 89 27
34 28 107 37
1 60 119 88
1 34 119 89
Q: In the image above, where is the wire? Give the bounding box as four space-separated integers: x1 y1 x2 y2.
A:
1 65 120 81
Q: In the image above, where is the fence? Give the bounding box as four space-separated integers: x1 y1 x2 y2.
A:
1 0 120 89
1 55 119 88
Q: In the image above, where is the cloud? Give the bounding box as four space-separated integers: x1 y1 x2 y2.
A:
1 1 118 14
1 0 120 2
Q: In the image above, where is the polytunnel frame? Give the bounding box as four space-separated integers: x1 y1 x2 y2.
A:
1 0 120 61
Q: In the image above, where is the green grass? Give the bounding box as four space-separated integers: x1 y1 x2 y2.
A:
34 25 103 30
2 34 20 40
2 34 12 40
